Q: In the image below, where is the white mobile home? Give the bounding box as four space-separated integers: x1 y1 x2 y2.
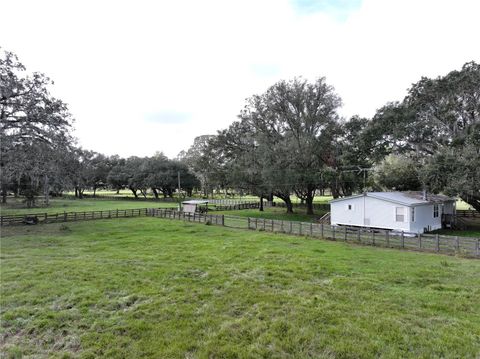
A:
330 192 455 233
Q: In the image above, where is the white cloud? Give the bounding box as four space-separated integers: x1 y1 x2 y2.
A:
1 0 479 157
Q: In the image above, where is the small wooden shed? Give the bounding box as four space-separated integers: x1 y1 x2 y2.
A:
182 200 209 214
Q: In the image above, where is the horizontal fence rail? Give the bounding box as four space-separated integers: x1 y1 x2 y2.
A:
273 202 330 211
2 208 478 258
0 208 154 226
456 209 479 217
150 209 479 258
211 202 260 211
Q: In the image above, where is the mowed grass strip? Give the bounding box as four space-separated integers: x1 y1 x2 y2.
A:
0 198 177 216
1 218 479 358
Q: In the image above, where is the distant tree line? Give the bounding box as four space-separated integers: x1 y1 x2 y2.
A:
2 48 479 211
0 49 199 207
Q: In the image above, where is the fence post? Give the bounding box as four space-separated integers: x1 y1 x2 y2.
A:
372 230 375 245
289 221 293 234
455 236 459 252
271 219 274 232
436 234 440 252
45 212 48 223
248 217 250 229
401 231 405 248
476 239 479 257
299 222 302 235
64 211 67 222
357 228 361 242
281 220 284 232
418 233 422 249
332 226 335 240
321 223 324 238
221 215 225 226
310 223 313 236
344 227 347 241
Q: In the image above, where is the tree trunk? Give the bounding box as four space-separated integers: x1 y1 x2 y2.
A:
275 192 293 213
259 196 264 212
305 192 314 215
152 188 159 199
1 184 7 204
129 187 138 198
74 187 78 198
116 188 120 194
93 186 97 198
43 174 50 206
78 189 84 199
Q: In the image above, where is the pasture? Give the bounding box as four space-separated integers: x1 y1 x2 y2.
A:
1 218 479 358
215 207 328 223
0 198 177 216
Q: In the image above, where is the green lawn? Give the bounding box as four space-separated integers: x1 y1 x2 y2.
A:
0 198 177 216
1 218 479 358
215 206 328 222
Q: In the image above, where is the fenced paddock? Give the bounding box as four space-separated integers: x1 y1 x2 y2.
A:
2 208 478 258
149 209 479 258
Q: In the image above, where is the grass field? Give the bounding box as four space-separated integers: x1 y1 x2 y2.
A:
0 198 178 216
1 218 479 358
215 207 328 222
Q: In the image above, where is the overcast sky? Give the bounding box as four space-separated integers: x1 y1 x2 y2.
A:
1 0 479 158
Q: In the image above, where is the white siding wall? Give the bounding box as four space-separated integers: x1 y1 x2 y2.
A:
410 204 442 232
331 196 411 231
331 196 447 233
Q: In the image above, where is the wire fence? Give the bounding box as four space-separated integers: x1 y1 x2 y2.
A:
2 208 479 258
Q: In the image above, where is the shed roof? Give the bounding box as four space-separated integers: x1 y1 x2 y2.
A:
182 200 209 205
330 191 455 207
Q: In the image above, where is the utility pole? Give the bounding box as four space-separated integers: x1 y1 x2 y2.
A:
356 167 373 192
177 171 181 211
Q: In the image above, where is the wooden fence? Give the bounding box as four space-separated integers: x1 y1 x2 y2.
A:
456 209 479 218
2 208 479 258
0 208 152 226
274 202 330 211
212 202 260 211
151 209 480 258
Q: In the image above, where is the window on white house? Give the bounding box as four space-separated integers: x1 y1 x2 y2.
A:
411 207 415 222
348 204 352 210
396 207 405 222
433 204 439 218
